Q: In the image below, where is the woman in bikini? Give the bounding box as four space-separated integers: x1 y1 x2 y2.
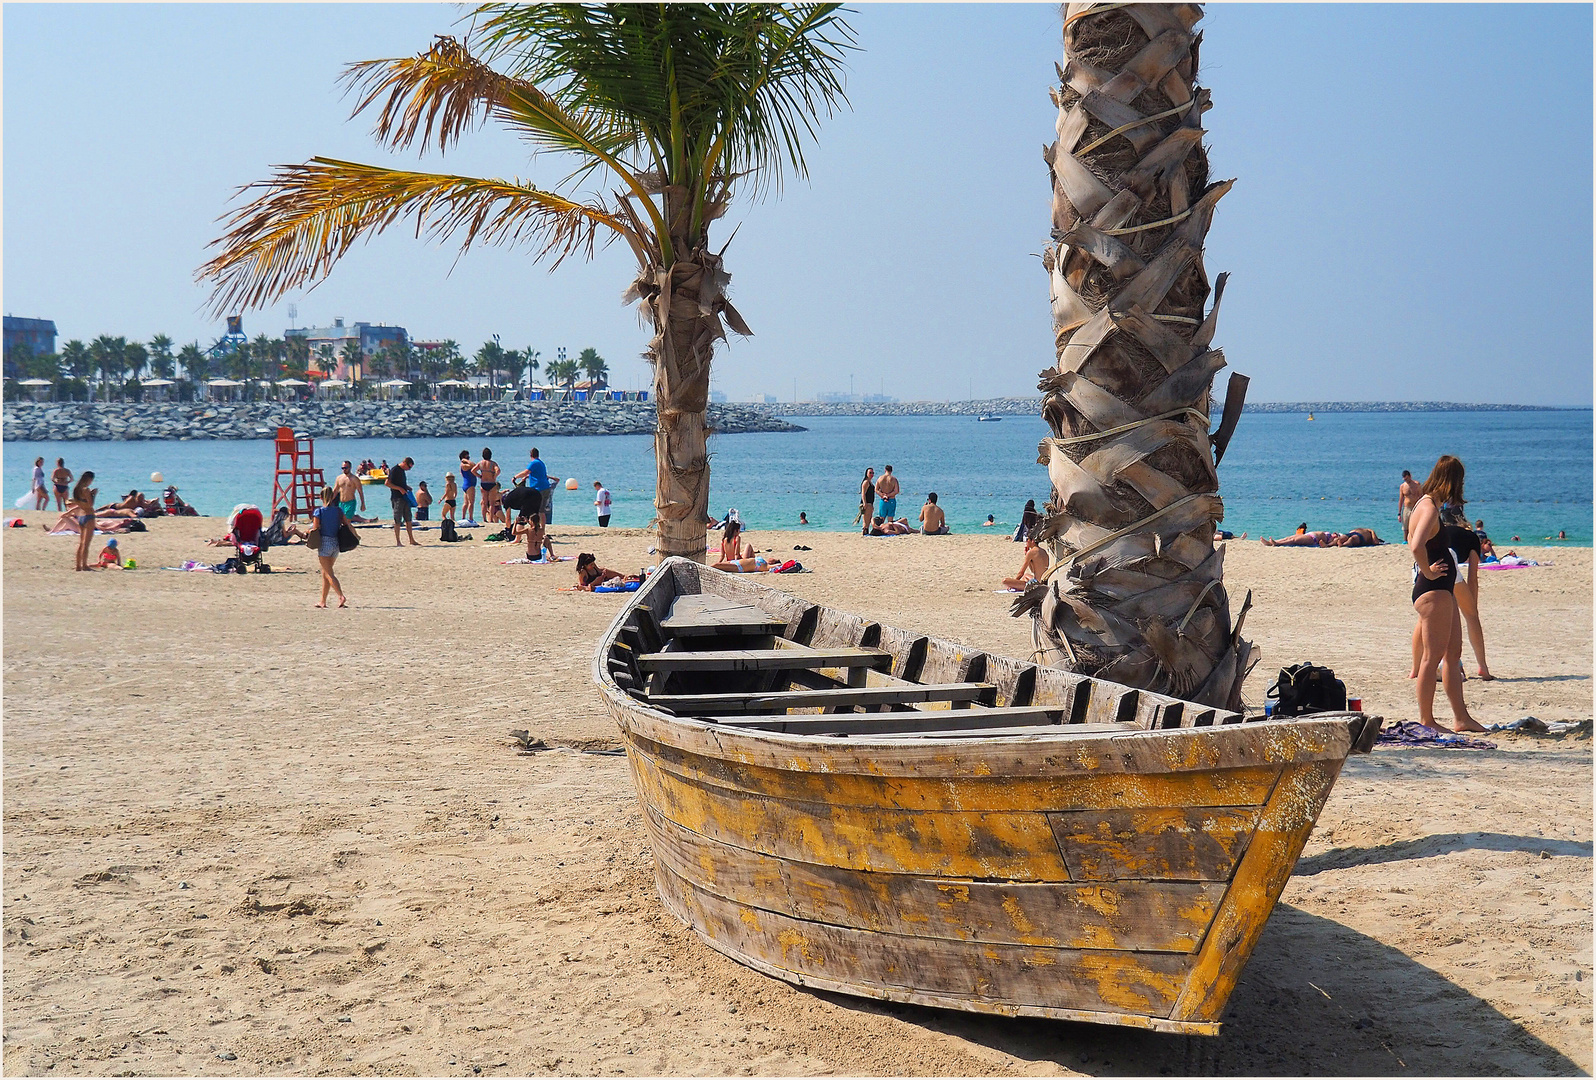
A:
70 472 97 571
712 519 769 572
474 448 502 523
574 553 628 591
458 450 477 522
442 473 458 521
51 459 72 511
1407 455 1486 733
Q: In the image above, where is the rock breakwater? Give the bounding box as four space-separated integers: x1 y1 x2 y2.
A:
2 400 803 442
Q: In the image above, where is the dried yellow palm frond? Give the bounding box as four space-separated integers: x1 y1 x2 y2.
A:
199 158 639 315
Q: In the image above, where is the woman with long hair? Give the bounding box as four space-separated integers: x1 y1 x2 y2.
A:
70 472 97 571
310 485 347 608
1406 456 1485 732
855 467 876 534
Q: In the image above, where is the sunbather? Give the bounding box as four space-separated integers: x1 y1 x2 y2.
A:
1002 536 1050 590
868 516 912 536
574 553 632 591
1261 531 1334 547
1328 528 1384 547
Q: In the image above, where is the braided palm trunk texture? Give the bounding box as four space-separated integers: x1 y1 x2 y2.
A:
1029 2 1253 710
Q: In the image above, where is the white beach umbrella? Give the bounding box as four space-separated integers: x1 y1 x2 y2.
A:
380 379 411 387
140 378 175 387
206 378 243 386
17 378 54 387
319 380 349 388
275 378 308 387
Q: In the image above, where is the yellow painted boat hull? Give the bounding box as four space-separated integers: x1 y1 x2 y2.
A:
594 558 1379 1034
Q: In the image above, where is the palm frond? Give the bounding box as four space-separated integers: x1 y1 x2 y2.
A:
198 158 640 315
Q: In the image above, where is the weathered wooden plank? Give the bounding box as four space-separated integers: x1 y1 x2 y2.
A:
656 682 996 716
661 603 788 639
637 647 892 674
718 709 1083 737
1049 806 1260 881
656 863 1192 1017
630 749 1072 880
1170 760 1344 1021
633 731 1281 814
643 804 1226 952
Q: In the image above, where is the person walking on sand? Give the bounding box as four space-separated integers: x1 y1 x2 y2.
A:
875 465 900 525
1398 469 1422 532
386 457 420 546
1002 535 1050 590
334 461 366 523
458 450 479 523
593 480 612 528
919 492 949 535
1407 455 1486 733
855 467 876 533
70 472 97 571
310 486 348 608
51 459 72 512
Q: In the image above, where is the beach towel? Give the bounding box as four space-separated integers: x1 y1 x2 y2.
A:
594 580 643 592
14 492 34 509
1377 720 1496 750
1487 717 1592 738
500 555 575 565
1481 555 1545 570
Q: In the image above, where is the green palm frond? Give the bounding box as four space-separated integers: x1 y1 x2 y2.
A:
200 158 639 314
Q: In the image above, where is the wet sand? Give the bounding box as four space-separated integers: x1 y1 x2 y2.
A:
4 514 1590 1075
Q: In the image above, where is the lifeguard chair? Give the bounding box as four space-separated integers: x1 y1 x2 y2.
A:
270 427 326 521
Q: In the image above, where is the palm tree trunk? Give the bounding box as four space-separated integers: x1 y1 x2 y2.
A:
635 240 751 562
1027 2 1252 711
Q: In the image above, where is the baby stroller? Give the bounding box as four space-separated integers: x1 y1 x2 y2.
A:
228 505 269 573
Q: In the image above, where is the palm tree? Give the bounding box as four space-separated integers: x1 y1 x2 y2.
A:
123 341 150 399
61 340 91 399
285 334 311 377
198 4 853 560
179 342 208 385
520 347 541 390
314 343 335 378
339 340 364 394
1025 4 1249 710
474 337 506 396
547 357 579 389
89 335 126 401
578 347 608 390
147 334 176 380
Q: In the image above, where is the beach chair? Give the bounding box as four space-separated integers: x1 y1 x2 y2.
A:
229 506 268 573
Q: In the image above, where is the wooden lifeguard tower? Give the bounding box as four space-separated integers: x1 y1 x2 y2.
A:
270 427 326 521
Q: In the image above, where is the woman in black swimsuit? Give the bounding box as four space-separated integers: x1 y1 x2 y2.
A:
1407 455 1485 733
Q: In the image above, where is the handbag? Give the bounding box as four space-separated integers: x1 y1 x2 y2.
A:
304 527 321 550
337 522 360 552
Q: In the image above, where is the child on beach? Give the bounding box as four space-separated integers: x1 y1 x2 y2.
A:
97 538 122 568
415 481 432 521
442 474 458 521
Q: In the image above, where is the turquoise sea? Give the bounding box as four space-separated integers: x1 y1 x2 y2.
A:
7 411 1591 544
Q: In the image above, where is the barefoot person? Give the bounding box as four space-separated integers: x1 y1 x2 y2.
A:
474 448 502 523
875 465 900 525
1407 455 1485 733
333 461 366 523
458 450 478 523
1398 469 1422 533
574 552 626 591
1002 535 1050 590
70 472 97 571
386 457 420 546
309 486 347 608
593 480 611 528
31 457 49 510
442 473 458 522
1447 508 1493 680
854 467 875 533
918 492 949 535
51 459 72 512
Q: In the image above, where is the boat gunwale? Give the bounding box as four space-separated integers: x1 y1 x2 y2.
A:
594 559 1367 776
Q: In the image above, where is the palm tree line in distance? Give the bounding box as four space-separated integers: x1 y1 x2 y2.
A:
4 331 611 403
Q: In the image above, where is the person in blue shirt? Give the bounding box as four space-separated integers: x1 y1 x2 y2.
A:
514 447 561 524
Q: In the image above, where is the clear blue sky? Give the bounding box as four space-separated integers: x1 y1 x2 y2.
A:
4 4 1590 405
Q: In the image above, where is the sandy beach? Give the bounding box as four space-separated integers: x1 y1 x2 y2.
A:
4 513 1590 1075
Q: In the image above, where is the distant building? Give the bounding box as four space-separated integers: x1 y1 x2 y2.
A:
861 393 897 404
286 318 407 378
709 389 728 403
4 316 57 357
752 393 778 404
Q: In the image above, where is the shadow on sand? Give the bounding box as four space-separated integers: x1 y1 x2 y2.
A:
1295 832 1592 876
809 905 1582 1076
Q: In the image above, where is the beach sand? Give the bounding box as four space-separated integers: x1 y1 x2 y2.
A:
4 513 1590 1075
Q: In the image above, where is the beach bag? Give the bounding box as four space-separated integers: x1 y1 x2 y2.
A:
440 518 459 542
337 522 360 553
1266 663 1347 717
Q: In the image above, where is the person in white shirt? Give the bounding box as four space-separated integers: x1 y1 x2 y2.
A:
593 480 612 528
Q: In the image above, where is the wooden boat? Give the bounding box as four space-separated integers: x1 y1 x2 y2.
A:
594 558 1381 1035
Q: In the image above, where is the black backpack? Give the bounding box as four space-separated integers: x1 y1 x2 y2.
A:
1266 663 1347 717
440 518 459 542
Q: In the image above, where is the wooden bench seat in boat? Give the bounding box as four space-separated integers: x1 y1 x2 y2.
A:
635 647 893 675
710 705 1089 735
648 681 997 715
659 596 788 639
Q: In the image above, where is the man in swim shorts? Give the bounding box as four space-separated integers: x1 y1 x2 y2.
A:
334 461 366 522
875 464 900 523
386 457 419 546
1398 470 1422 535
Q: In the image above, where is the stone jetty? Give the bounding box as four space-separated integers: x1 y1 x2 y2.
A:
1 400 804 442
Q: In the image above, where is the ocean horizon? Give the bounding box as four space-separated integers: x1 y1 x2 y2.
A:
9 410 1591 544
